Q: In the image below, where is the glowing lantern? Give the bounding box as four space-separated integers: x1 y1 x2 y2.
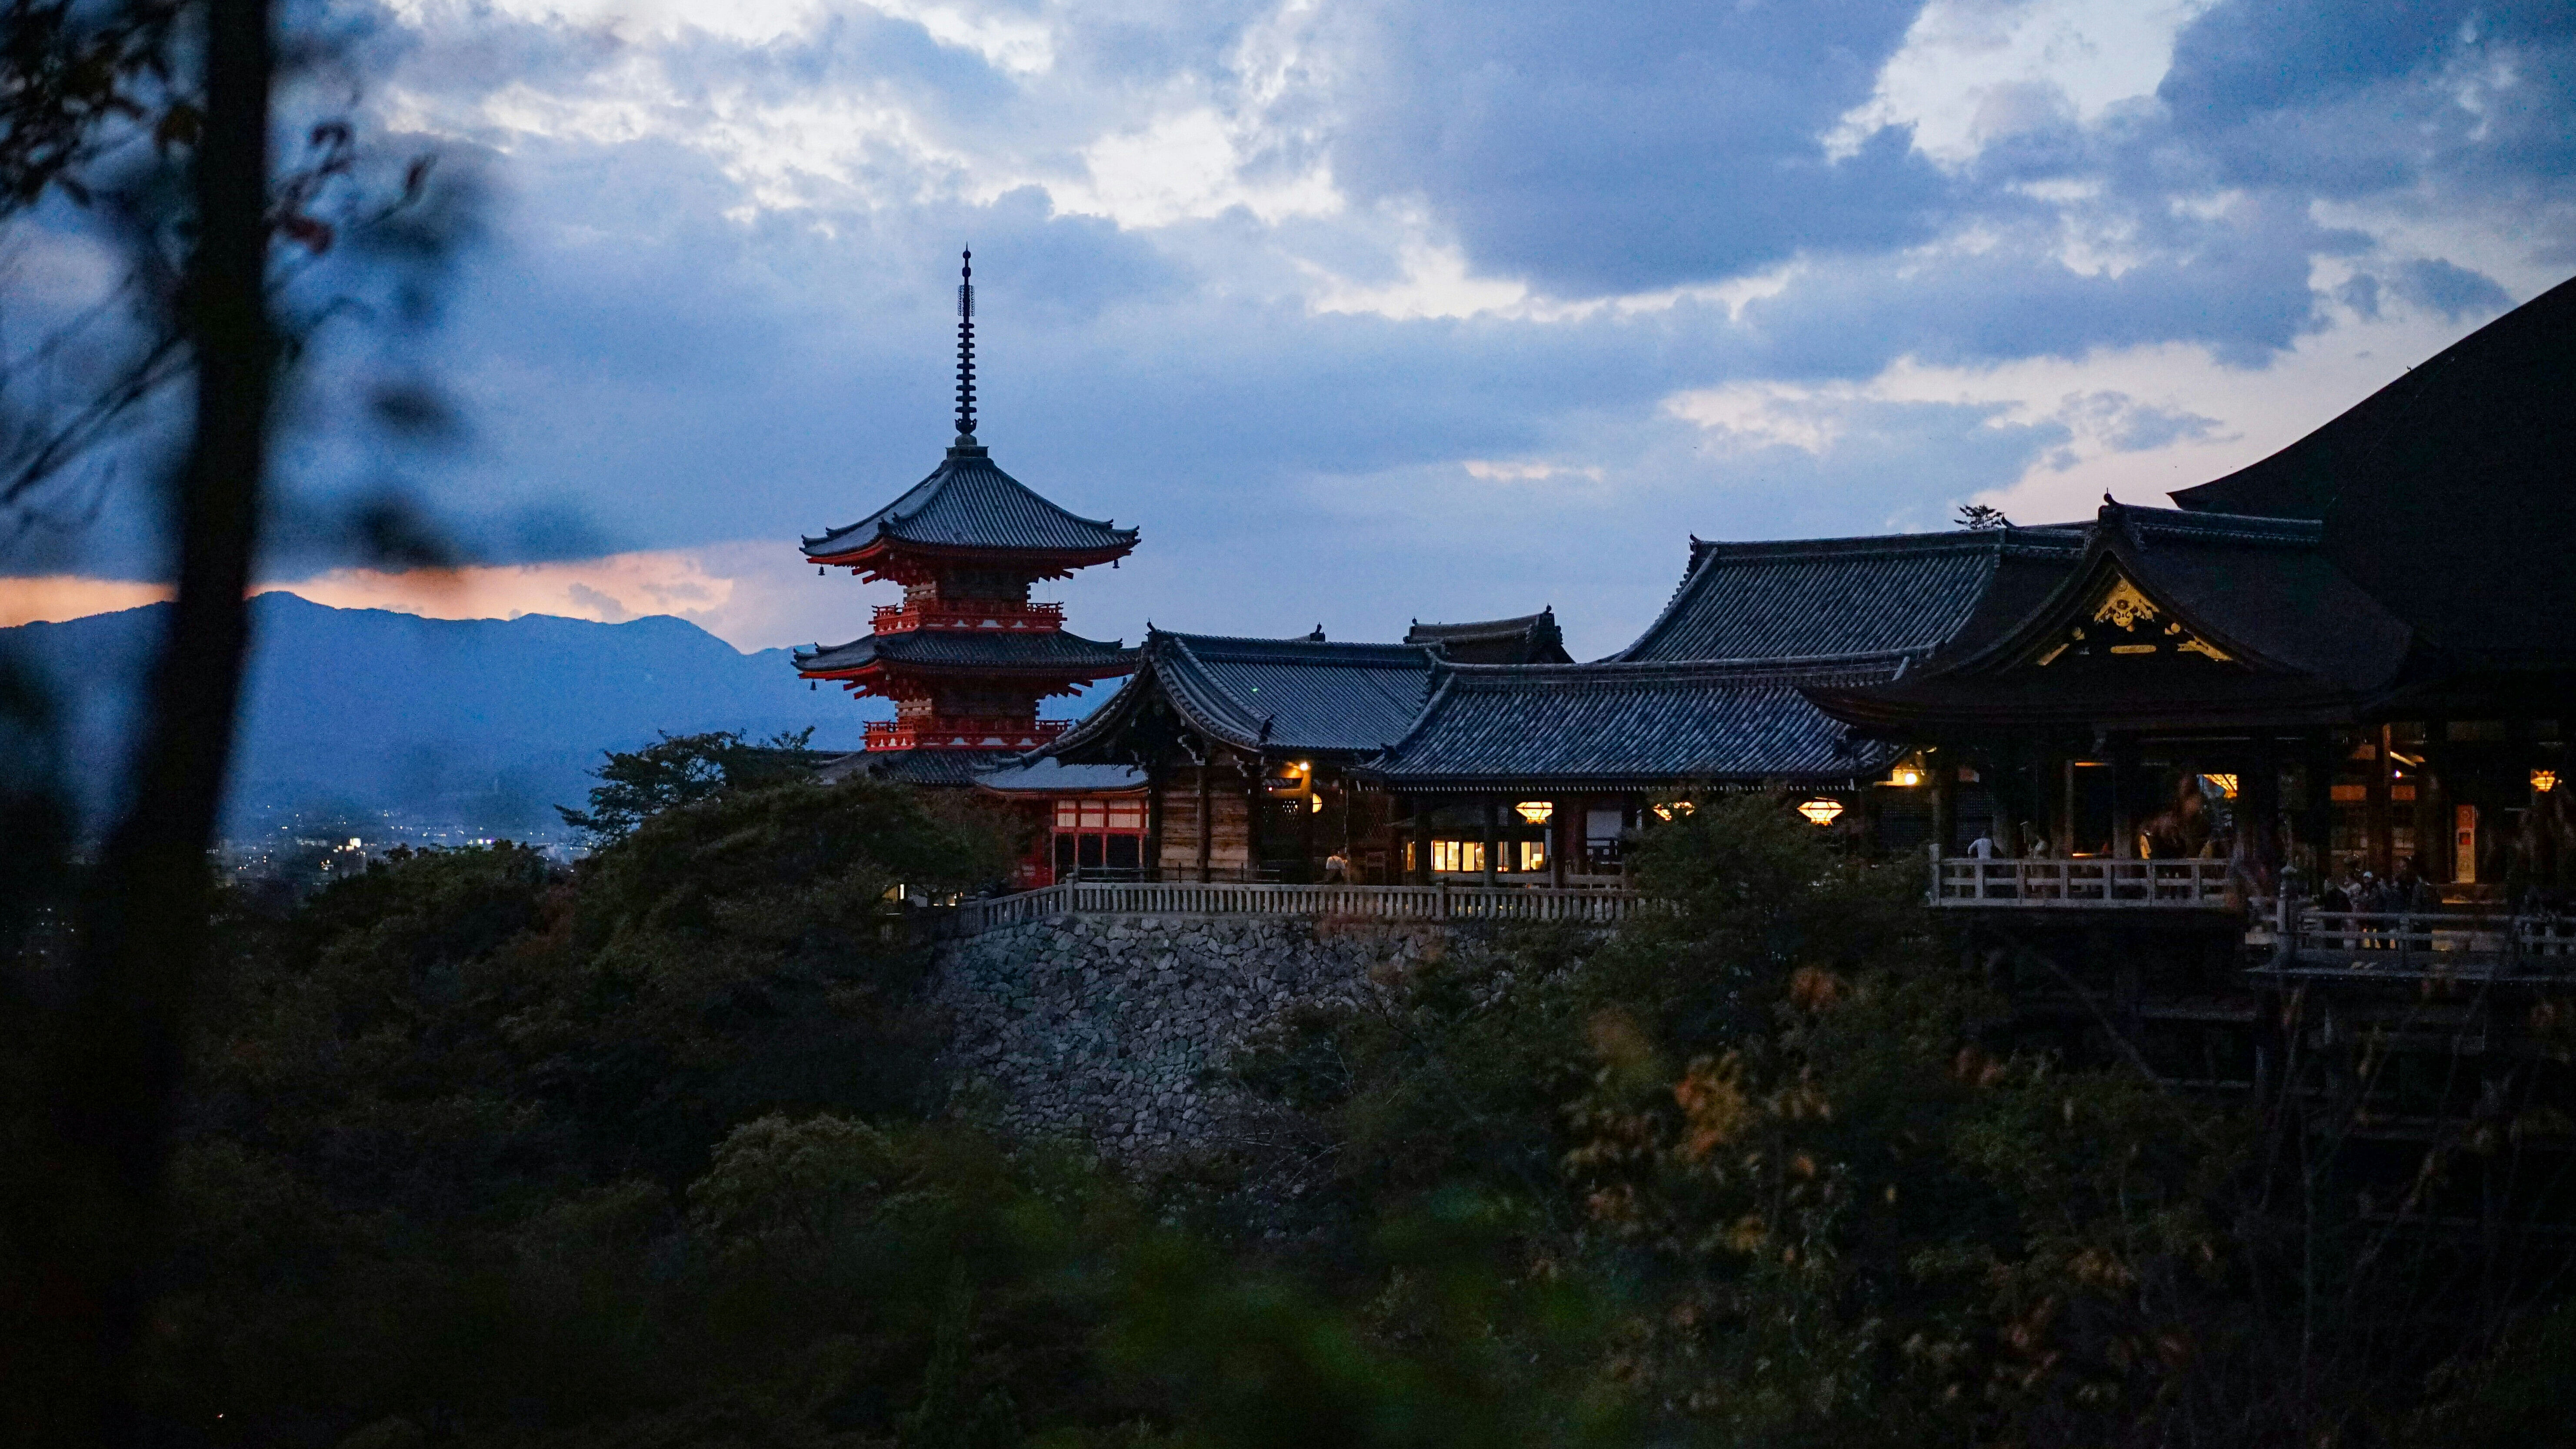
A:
1796 799 1846 826
1514 801 1554 824
2535 769 2559 794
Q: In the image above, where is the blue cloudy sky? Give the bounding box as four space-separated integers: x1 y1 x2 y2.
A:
8 0 2574 660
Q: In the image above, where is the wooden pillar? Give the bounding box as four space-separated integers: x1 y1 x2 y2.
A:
1550 799 1568 887
2303 732 2336 880
2111 734 2137 859
1298 769 1318 882
1481 799 1500 888
2248 737 2279 876
1195 760 1213 883
1413 799 1433 884
2369 723 2395 878
1245 763 1266 883
1146 767 1166 884
1930 747 1957 856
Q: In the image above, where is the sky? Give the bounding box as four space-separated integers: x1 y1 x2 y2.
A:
3 0 2572 661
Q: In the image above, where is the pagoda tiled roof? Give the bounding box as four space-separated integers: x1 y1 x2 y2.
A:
1404 608 1573 664
803 446 1139 563
1359 656 1906 792
1050 630 1441 759
1609 527 2083 664
794 627 1132 677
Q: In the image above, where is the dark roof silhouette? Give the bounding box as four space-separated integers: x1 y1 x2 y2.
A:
2173 273 2576 664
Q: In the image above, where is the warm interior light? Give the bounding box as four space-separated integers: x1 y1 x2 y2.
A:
2535 769 2559 794
1888 768 1921 787
2205 773 2239 798
1308 795 1324 813
1514 801 1553 824
1796 799 1846 826
1649 801 1696 822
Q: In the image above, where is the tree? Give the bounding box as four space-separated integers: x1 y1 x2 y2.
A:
556 726 820 846
1955 503 2010 530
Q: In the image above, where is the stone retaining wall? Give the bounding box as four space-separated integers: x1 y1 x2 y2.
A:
931 912 1454 1162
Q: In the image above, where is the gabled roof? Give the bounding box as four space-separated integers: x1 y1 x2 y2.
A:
2173 273 2576 664
1050 630 1441 759
1808 504 2417 733
972 758 1149 796
1405 608 1573 664
815 749 1010 788
794 628 1132 680
1358 656 1906 792
1608 527 2085 663
803 445 1140 566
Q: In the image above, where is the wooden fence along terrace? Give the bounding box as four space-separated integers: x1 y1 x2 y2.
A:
1930 854 2240 908
931 880 1650 938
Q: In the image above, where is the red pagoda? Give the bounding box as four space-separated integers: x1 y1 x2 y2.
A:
795 252 1138 786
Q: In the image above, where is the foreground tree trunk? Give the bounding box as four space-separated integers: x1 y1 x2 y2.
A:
20 0 276 1440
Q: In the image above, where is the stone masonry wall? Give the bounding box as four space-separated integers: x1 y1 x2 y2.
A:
931 913 1453 1163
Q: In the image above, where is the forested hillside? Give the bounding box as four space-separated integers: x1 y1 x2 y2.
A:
4 783 2563 1448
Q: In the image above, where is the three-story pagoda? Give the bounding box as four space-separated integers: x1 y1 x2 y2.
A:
794 253 1138 784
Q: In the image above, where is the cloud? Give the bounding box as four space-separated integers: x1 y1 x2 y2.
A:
10 0 2574 666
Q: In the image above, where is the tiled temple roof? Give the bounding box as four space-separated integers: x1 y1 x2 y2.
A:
814 748 1013 788
803 447 1139 563
1051 630 1441 759
1404 608 1573 664
1359 657 1906 792
1808 503 2418 733
1608 528 2083 664
794 627 1132 678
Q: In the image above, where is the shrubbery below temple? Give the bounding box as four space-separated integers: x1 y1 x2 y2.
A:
9 780 2570 1447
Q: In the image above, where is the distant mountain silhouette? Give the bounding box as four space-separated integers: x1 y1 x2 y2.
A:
1 593 890 838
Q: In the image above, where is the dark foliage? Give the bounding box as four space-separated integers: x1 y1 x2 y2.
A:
557 727 823 846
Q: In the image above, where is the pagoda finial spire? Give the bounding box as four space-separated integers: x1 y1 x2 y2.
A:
953 248 978 447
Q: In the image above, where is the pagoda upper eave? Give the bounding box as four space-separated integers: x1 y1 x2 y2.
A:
803 535 1136 581
792 627 1136 683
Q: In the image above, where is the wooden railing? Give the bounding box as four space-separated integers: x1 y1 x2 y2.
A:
2271 911 2576 979
1930 853 2240 908
933 880 1649 938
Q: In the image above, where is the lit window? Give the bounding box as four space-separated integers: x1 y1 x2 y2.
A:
1518 840 1546 871
1054 802 1078 827
1430 840 1487 873
1079 802 1106 829
1796 799 1846 826
1514 801 1553 824
1107 803 1145 829
2536 770 2560 794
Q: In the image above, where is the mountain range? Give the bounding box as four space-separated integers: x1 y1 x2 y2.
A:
2 593 893 839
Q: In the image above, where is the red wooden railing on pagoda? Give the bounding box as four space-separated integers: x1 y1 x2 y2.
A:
865 717 1067 752
870 601 1066 634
